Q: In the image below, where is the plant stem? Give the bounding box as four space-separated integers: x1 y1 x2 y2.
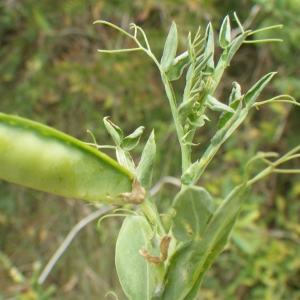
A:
139 194 166 236
160 72 191 174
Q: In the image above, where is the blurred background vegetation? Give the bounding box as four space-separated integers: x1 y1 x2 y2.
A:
0 0 300 299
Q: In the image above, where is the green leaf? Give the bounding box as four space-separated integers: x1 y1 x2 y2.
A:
206 95 235 113
204 23 214 72
172 186 214 242
116 215 160 300
194 52 212 77
244 72 276 108
178 94 198 124
181 161 199 185
153 185 251 300
166 53 190 81
225 31 250 66
219 15 231 49
183 64 195 101
137 131 156 190
123 126 145 151
228 81 242 105
188 114 209 128
187 32 195 62
103 117 123 146
217 94 242 130
116 147 136 174
211 101 242 147
161 21 178 72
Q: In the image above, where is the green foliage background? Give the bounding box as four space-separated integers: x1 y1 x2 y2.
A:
0 0 299 299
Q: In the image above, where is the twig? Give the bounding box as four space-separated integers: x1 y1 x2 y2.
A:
37 205 113 285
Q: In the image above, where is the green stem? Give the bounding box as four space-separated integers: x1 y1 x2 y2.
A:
160 72 191 174
139 194 165 236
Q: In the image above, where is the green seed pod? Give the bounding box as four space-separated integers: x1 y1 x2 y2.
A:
0 113 143 204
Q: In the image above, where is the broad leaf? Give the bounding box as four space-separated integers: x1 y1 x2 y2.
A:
172 186 214 242
116 215 160 300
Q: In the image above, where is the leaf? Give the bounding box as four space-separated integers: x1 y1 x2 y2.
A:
161 21 178 72
187 32 195 62
178 94 198 124
181 161 199 185
188 114 209 128
116 215 160 300
229 82 242 105
123 126 145 151
203 23 214 72
181 130 199 146
153 185 251 300
172 186 214 242
103 117 123 146
217 96 242 130
225 31 250 66
211 101 242 147
183 64 195 101
137 131 156 190
206 95 235 113
194 52 212 77
166 55 190 81
219 15 231 49
244 72 277 108
116 147 136 174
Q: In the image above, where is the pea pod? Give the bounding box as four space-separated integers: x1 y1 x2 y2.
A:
0 112 140 204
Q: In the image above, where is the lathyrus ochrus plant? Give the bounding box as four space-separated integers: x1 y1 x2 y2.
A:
1 14 300 299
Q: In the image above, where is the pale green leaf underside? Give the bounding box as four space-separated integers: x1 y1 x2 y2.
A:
116 215 159 300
